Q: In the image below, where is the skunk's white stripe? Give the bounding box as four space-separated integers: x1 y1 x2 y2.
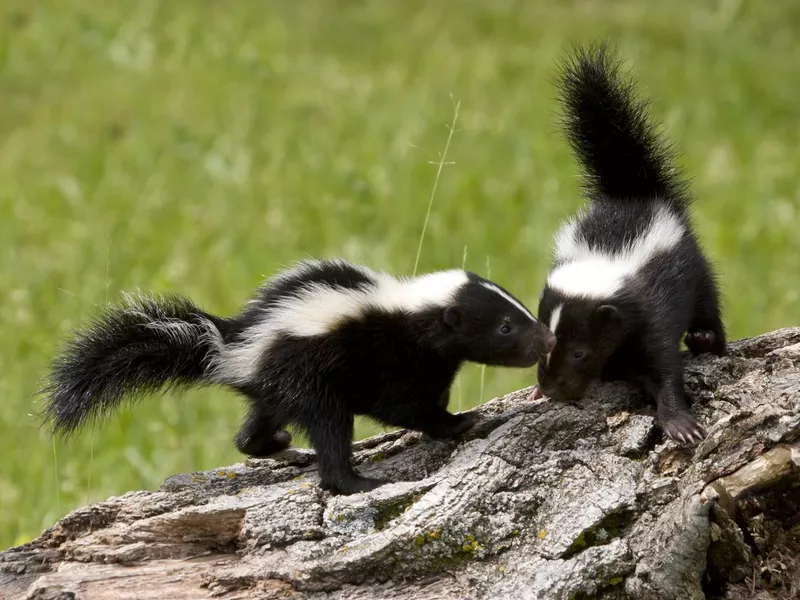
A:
210 268 470 385
547 260 636 300
548 303 563 334
544 303 563 366
548 205 685 299
392 270 472 313
266 269 470 338
479 282 537 322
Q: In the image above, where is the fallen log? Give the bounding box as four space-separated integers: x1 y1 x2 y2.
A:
2 327 799 599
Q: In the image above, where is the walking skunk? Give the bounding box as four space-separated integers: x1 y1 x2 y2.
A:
42 258 555 494
534 43 727 445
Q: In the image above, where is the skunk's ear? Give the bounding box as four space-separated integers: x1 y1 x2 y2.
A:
443 306 461 329
594 304 620 325
592 304 623 346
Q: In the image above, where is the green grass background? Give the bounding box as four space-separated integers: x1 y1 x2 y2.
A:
1 0 798 549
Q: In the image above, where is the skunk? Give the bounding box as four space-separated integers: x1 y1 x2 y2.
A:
41 258 555 494
534 43 727 445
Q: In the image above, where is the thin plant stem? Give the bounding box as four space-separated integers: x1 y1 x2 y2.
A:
412 99 461 276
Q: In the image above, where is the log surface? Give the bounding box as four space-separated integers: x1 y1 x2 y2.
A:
3 328 800 600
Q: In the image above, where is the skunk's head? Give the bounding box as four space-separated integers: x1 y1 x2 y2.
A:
441 274 556 368
535 285 625 399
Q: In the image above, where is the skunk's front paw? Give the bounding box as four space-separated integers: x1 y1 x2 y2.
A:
658 409 705 446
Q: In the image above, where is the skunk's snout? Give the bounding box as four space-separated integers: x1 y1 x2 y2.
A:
543 330 557 354
536 362 588 401
533 326 557 359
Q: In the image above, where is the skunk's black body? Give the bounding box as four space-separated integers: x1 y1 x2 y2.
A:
535 43 726 445
43 259 555 494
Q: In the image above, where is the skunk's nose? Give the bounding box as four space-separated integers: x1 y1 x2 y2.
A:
544 331 557 354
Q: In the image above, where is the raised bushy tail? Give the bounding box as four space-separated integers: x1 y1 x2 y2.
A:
556 41 690 211
40 293 226 436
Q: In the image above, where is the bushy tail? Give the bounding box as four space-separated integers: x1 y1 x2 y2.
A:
556 41 690 211
40 293 226 436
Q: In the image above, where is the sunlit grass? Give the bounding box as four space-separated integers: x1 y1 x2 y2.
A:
1 0 798 549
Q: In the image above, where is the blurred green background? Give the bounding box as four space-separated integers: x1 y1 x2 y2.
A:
1 0 798 549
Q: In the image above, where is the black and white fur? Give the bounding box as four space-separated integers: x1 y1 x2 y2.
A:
42 258 556 494
535 43 727 446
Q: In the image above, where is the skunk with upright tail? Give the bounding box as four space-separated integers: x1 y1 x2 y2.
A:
41 259 555 494
534 42 727 445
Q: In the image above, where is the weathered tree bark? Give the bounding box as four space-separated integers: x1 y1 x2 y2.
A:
3 328 800 600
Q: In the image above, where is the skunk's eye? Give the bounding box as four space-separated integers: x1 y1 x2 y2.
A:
499 323 512 335
573 349 585 360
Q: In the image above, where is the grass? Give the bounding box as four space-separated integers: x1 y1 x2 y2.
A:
1 0 799 549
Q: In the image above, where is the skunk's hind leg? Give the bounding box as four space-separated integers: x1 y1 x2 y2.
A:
685 265 727 356
235 404 292 458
